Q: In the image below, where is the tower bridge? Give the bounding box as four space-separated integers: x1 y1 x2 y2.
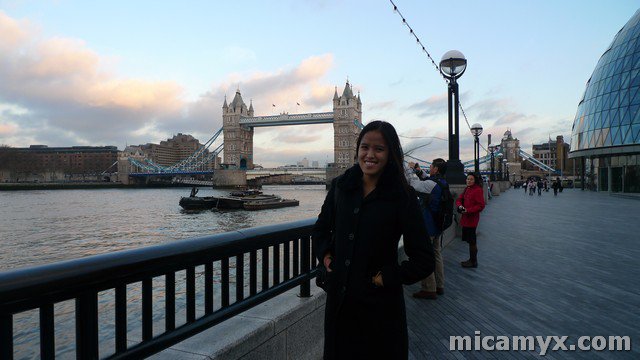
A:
222 81 362 173
118 83 560 186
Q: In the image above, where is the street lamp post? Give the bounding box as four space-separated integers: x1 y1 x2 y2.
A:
488 145 496 181
440 50 467 185
471 123 483 175
496 153 503 180
503 159 508 181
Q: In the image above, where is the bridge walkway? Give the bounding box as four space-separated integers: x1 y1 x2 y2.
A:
405 188 640 359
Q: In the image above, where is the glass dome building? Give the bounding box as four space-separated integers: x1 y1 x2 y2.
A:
570 9 640 193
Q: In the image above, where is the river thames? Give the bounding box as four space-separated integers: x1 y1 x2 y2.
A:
0 185 328 359
0 185 328 272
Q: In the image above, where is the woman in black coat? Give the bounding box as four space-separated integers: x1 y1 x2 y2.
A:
313 121 435 360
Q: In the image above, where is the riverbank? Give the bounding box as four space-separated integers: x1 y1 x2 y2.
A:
0 182 196 191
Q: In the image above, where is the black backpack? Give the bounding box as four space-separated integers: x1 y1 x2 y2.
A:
432 178 454 232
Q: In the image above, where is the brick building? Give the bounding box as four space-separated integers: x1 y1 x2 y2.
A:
0 145 118 182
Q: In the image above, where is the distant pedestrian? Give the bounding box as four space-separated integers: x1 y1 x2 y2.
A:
456 173 485 268
524 180 528 194
528 180 535 196
537 179 543 196
552 178 560 196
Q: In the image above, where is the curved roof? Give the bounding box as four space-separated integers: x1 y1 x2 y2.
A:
570 10 640 157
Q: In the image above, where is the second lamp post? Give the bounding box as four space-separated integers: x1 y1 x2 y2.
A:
440 50 468 184
471 123 483 175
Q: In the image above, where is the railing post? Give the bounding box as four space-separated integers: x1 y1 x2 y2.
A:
40 304 55 359
300 236 311 297
1 312 12 360
76 292 98 360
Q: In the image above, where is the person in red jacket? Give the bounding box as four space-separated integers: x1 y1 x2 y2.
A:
455 173 485 268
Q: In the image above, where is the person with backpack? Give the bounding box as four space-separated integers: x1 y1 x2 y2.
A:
407 158 451 300
537 179 543 196
456 172 485 268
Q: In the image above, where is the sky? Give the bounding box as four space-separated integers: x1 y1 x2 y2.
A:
0 0 638 167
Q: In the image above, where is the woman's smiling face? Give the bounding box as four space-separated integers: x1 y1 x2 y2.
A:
358 130 389 181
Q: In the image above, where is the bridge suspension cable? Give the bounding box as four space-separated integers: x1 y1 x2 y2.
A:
128 128 224 174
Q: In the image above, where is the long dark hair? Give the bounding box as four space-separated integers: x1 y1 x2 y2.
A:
466 172 482 188
355 120 411 196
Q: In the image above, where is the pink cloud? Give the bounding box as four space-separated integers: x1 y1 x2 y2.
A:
0 123 17 135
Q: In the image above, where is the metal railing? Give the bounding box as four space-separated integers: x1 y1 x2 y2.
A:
0 218 318 359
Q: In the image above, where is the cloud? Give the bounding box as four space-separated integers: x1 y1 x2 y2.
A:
0 10 340 152
367 101 395 111
272 129 323 143
407 93 448 118
0 122 17 136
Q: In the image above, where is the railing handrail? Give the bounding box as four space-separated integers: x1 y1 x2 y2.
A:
0 217 318 359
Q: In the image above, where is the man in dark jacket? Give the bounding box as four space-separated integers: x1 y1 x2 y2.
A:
407 158 448 299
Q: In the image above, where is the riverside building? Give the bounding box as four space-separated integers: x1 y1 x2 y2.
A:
570 10 640 193
0 145 118 182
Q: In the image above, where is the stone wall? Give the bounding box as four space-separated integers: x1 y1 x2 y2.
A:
213 169 247 187
157 286 326 360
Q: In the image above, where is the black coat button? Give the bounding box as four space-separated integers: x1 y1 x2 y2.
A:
345 259 351 266
353 207 359 214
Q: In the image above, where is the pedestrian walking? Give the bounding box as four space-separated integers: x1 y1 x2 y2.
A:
528 179 536 196
313 120 434 360
456 173 485 268
537 179 543 196
553 177 561 196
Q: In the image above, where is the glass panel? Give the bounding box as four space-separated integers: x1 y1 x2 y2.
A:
603 130 612 146
611 156 619 166
632 123 640 141
611 109 621 127
622 126 633 144
630 105 640 124
603 111 611 128
624 165 640 193
612 127 622 145
620 155 628 166
611 167 623 192
577 133 583 149
599 167 609 191
620 106 630 125
595 129 603 147
632 72 640 89
622 86 631 106
622 69 631 88
631 86 640 104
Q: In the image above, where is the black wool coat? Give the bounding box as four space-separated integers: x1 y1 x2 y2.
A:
312 165 435 360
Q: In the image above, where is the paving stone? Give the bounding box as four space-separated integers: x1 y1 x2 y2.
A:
405 189 640 359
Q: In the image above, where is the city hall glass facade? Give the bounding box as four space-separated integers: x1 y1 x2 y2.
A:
570 9 640 193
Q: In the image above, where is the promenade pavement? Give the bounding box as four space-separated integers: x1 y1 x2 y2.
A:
405 188 640 359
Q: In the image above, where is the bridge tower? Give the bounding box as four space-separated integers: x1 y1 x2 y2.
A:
332 81 362 169
222 90 254 169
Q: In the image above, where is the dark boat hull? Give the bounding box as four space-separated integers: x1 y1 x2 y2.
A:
179 194 282 210
179 196 218 210
243 199 299 211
